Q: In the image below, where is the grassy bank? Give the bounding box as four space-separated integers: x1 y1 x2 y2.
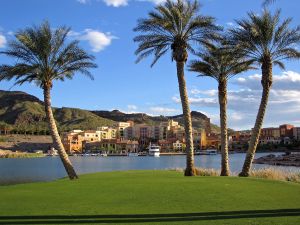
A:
0 150 44 158
0 170 299 224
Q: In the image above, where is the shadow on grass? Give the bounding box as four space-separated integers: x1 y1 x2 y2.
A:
0 209 299 224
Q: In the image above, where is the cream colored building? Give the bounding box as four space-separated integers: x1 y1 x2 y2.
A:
96 126 117 140
115 121 133 139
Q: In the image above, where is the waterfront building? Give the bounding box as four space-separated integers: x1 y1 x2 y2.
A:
206 133 221 149
158 139 174 152
172 140 185 152
82 130 100 142
115 121 133 139
62 132 85 153
260 127 280 139
279 124 294 138
293 127 300 140
96 127 117 140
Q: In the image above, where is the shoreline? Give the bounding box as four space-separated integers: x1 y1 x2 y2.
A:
0 150 45 158
254 153 300 167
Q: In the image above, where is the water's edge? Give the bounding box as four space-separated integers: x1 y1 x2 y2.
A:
1 153 299 185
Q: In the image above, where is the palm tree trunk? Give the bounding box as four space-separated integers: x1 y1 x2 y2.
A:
239 59 272 177
176 61 195 176
43 84 78 180
218 79 230 176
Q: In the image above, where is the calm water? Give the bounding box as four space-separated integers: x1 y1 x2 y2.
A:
0 153 299 184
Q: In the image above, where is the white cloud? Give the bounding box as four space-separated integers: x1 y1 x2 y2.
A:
172 70 300 130
70 29 116 52
190 89 218 96
150 106 179 115
77 0 166 7
77 0 89 4
226 22 234 27
139 0 167 4
127 105 137 110
0 34 7 48
80 29 115 52
234 71 300 91
103 0 128 7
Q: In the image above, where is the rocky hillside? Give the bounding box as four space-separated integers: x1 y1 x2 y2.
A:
92 110 213 133
0 90 114 132
0 90 219 133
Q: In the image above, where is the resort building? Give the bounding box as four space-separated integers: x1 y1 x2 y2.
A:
96 127 117 140
158 139 176 152
293 127 300 140
82 130 100 142
62 132 85 153
62 119 210 152
260 127 280 139
206 133 221 149
279 124 294 138
115 121 133 139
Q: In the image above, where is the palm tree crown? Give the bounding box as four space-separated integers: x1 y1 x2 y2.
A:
228 10 300 69
189 43 253 82
134 0 220 66
0 21 97 88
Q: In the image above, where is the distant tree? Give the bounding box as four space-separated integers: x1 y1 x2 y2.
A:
189 42 253 176
228 10 300 177
134 0 220 176
0 21 97 179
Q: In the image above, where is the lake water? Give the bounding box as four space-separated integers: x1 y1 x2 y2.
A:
0 153 299 184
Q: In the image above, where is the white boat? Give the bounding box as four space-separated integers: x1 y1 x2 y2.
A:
128 152 139 157
148 144 160 157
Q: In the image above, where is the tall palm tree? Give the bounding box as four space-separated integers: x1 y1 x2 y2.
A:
0 21 97 179
263 0 276 7
189 43 253 176
133 0 220 176
228 10 300 177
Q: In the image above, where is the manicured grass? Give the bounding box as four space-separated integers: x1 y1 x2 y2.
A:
0 170 300 224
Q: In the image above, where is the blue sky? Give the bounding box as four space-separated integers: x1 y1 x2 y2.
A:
0 0 300 130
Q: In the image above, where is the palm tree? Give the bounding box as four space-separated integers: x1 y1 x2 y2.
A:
0 21 97 179
189 43 253 176
133 0 220 176
263 0 276 7
228 10 300 177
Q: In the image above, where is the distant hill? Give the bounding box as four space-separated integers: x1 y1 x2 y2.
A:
92 110 214 133
0 90 114 133
0 90 220 133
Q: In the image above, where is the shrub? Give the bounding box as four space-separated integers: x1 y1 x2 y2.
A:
195 167 220 176
250 168 300 183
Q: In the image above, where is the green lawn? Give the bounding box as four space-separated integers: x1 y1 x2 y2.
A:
0 170 300 225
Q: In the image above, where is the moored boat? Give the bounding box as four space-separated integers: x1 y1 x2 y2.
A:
128 152 139 157
195 149 218 155
148 144 160 157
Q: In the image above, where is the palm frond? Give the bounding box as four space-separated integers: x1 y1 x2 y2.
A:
188 42 254 82
133 0 220 66
228 9 300 69
0 21 97 88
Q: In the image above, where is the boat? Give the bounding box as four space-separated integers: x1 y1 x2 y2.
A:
100 153 108 157
148 144 160 157
128 152 139 157
196 149 218 155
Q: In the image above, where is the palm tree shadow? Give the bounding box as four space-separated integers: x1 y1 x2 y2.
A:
0 209 299 224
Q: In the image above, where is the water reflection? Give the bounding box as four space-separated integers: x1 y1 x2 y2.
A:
0 153 299 184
